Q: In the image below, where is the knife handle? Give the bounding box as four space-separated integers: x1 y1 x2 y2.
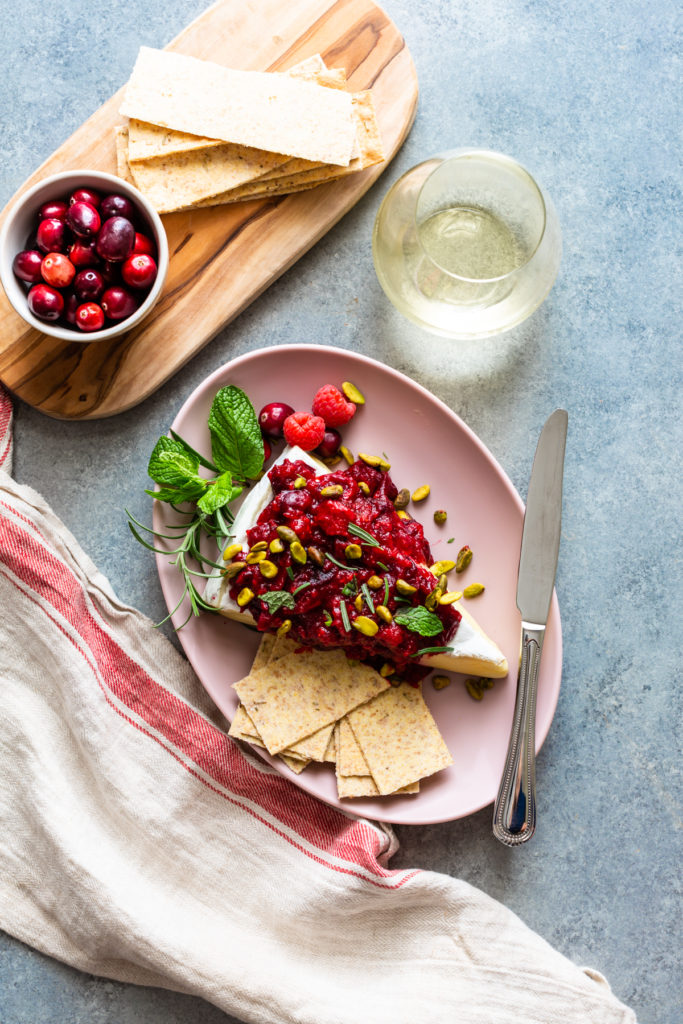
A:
493 624 545 846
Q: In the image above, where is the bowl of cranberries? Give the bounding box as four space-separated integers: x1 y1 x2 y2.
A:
0 170 168 342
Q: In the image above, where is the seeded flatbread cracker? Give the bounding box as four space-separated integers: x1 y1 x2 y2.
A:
347 684 453 795
335 717 370 777
282 723 335 762
251 633 277 672
228 704 310 773
233 649 389 755
126 56 347 162
120 47 356 166
323 729 336 764
335 773 419 799
267 635 302 662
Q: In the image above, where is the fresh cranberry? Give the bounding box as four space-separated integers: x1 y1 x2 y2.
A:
12 249 43 284
74 268 104 302
63 291 79 325
121 253 157 290
317 427 342 459
133 232 155 256
280 489 313 513
67 239 99 268
100 194 135 221
100 260 121 283
36 217 68 254
96 216 135 262
27 284 64 321
258 402 295 438
69 188 100 208
66 201 101 239
262 436 272 461
75 302 105 332
41 252 76 289
101 285 137 320
38 200 68 221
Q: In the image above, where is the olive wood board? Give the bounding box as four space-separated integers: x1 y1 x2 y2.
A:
0 0 417 420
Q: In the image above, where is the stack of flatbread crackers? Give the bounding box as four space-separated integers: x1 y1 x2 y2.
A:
229 635 453 799
114 48 384 214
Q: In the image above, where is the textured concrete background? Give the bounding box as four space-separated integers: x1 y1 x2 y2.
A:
0 0 681 1021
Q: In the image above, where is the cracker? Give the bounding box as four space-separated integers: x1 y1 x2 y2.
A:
233 649 389 754
323 729 337 763
126 56 347 162
228 704 310 773
347 684 453 795
267 635 302 662
335 773 419 799
251 633 277 672
282 722 334 762
335 716 369 777
120 47 356 166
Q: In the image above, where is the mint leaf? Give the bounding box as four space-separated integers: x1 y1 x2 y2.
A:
197 472 243 514
393 605 444 637
169 429 217 472
148 436 203 488
146 481 208 504
208 385 264 480
261 591 296 614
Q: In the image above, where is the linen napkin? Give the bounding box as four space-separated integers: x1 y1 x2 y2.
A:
0 384 635 1024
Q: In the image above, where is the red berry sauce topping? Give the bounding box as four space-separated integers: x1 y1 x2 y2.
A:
227 459 461 682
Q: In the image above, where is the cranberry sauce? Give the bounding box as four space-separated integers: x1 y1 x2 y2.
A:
227 459 461 681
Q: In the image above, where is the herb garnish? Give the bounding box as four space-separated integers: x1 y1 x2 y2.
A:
325 552 352 571
393 605 444 637
412 645 454 658
261 590 296 614
339 599 351 632
376 560 390 572
347 522 380 547
361 582 375 613
128 384 265 628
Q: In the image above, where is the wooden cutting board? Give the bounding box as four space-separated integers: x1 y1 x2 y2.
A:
0 0 416 420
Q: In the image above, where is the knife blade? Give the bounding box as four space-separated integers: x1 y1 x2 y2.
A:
493 409 568 845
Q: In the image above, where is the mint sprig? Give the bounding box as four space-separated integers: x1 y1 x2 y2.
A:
260 591 296 614
130 383 267 630
393 605 445 637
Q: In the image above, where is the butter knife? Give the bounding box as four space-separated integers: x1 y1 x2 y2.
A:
493 409 568 846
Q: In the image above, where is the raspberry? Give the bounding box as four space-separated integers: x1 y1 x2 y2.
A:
283 411 326 451
311 384 356 427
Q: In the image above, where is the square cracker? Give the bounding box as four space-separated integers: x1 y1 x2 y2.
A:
233 649 388 754
335 717 369 777
228 704 309 773
347 684 453 795
335 773 419 799
120 47 356 166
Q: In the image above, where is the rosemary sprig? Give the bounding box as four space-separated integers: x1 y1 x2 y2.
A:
348 522 380 547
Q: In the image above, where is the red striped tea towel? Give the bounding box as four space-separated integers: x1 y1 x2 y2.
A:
0 385 635 1024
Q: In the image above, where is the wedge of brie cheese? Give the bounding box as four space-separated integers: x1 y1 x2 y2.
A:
203 446 508 679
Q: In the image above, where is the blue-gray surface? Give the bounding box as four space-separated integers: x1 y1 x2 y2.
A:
0 0 681 1021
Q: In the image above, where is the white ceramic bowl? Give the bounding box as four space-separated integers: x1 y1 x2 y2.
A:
0 169 168 343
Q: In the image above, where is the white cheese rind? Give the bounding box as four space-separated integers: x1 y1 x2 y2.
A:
203 447 508 678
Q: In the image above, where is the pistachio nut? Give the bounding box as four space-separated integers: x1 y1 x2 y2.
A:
222 560 246 579
358 481 371 496
236 587 254 607
433 509 448 524
455 545 473 573
395 578 417 595
249 540 268 552
379 662 395 677
293 475 308 489
394 488 410 510
344 543 363 560
259 559 278 579
341 381 365 405
430 559 456 576
411 484 430 502
321 484 344 498
352 616 379 637
432 675 451 691
307 545 325 568
246 550 267 564
354 594 364 612
269 538 285 554
340 445 354 465
463 582 485 598
276 619 292 637
290 541 307 565
222 542 243 561
276 525 299 544
375 604 393 624
366 575 383 590
438 590 463 605
465 678 484 701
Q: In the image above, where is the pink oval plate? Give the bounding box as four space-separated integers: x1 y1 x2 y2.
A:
153 345 562 825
